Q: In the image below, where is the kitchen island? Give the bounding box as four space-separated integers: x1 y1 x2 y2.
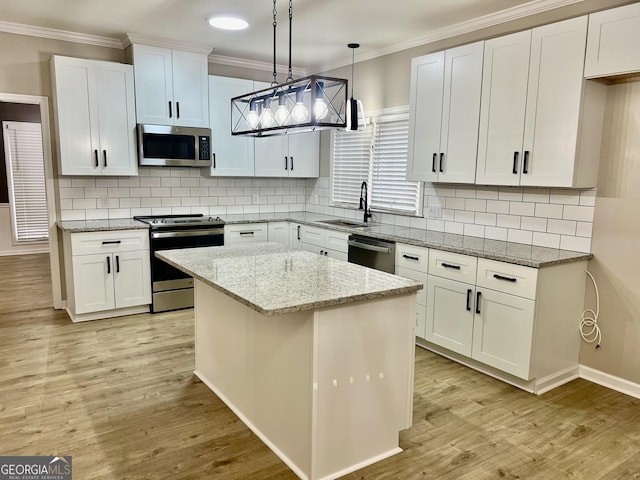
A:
156 243 422 480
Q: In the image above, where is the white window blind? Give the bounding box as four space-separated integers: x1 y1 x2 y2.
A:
3 121 48 242
331 109 422 216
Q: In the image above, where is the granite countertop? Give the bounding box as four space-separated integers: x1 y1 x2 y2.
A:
156 243 423 316
56 218 149 232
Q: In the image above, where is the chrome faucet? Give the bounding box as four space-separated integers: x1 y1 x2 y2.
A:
359 181 372 223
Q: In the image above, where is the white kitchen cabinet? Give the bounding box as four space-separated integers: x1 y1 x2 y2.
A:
300 225 348 260
207 75 255 176
63 229 151 322
224 223 269 244
395 243 429 339
476 16 606 188
50 55 137 176
132 44 209 127
268 222 290 246
407 41 483 183
289 223 303 249
254 132 319 178
585 2 640 78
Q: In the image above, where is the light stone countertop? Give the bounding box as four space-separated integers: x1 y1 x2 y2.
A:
156 242 423 316
56 218 149 232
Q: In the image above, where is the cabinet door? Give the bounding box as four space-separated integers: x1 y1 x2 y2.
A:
95 61 137 176
472 288 535 380
51 56 100 175
407 51 444 182
268 222 290 246
172 50 209 127
476 31 531 186
520 17 587 187
72 253 115 314
289 224 303 249
288 132 320 178
254 135 288 176
113 251 151 309
425 276 474 356
439 42 483 184
208 76 255 176
132 44 174 125
299 225 324 248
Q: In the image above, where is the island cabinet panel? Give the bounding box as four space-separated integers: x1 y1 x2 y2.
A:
395 243 429 339
193 281 416 480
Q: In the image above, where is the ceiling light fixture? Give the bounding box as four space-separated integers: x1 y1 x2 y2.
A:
208 15 249 31
231 0 348 137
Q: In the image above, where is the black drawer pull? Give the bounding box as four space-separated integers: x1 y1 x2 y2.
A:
439 152 444 173
239 231 255 236
441 262 461 270
493 274 517 283
94 150 99 167
466 289 472 311
168 101 172 118
402 254 420 261
290 156 294 171
476 291 481 314
176 101 180 119
512 151 519 174
284 156 288 170
297 225 301 240
115 255 120 273
103 149 107 167
213 153 216 168
102 240 122 245
106 256 111 274
432 153 437 173
523 150 529 174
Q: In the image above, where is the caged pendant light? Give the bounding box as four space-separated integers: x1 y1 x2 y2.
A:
231 0 348 137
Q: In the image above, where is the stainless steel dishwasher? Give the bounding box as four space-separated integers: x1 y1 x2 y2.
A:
347 234 396 274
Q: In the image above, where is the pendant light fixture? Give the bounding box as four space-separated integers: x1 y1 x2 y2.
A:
346 43 366 131
231 0 348 137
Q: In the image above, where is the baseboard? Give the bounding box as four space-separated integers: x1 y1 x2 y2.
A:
579 365 640 400
0 247 49 256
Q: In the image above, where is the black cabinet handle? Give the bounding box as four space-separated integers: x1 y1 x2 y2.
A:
297 225 301 241
523 150 529 174
403 254 420 261
512 151 519 174
432 153 437 173
441 262 461 270
94 150 99 167
466 289 472 311
115 255 120 273
101 240 121 245
290 156 294 171
168 101 172 118
176 101 180 119
493 273 517 283
212 153 216 169
439 152 444 173
476 291 481 314
284 156 288 170
106 256 111 274
239 231 255 236
103 150 107 167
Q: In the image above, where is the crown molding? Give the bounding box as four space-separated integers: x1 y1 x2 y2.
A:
0 20 122 49
310 0 585 73
208 53 307 77
123 33 212 54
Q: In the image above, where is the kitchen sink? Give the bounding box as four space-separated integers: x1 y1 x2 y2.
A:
317 219 371 228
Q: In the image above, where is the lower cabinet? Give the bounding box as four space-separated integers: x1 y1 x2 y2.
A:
267 222 290 246
63 229 151 322
300 225 348 261
395 243 429 338
224 223 268 244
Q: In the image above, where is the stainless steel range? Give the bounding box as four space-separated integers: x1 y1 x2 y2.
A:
134 214 224 312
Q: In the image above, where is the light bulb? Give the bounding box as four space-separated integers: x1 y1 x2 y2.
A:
246 109 260 129
275 105 290 125
291 102 309 122
261 106 276 128
314 98 328 120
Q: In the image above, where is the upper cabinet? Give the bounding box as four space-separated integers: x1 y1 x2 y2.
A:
585 2 640 79
407 41 484 184
51 55 137 176
476 16 606 188
207 75 255 176
132 44 209 127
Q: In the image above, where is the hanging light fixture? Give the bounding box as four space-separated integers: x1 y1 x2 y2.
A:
346 43 366 131
231 0 348 137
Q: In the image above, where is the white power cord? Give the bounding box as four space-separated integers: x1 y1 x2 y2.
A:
579 270 601 349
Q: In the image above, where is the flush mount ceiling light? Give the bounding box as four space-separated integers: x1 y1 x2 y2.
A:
208 15 249 31
231 0 347 137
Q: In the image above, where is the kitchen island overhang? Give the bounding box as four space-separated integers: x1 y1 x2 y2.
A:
156 243 422 480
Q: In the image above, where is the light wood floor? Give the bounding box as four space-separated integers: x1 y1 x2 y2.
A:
1 253 640 479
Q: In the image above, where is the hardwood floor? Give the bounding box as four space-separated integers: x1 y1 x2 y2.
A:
1 253 639 479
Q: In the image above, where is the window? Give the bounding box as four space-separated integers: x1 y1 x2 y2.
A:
331 109 422 216
2 121 48 242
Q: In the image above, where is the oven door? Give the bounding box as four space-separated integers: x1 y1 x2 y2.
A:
151 228 224 292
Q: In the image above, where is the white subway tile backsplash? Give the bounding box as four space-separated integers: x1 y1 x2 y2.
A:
410 217 427 230
107 187 130 197
140 177 161 187
95 179 119 187
464 223 485 238
59 187 85 199
498 187 524 202
454 210 475 223
497 214 521 229
394 215 411 227
426 219 444 232
72 198 96 210
486 200 509 214
474 212 497 226
129 187 151 198
520 216 547 232
180 177 200 187
535 203 563 219
161 197 181 207
508 229 532 245
455 187 476 198
547 219 577 235
161 177 181 187
532 232 560 249
141 197 162 207
579 189 597 206
61 209 85 221
58 178 72 188
71 178 96 188
522 188 550 203
171 187 190 197
560 235 591 253
509 202 535 216
550 189 580 205
181 197 200 207
59 198 73 210
151 187 171 197
576 222 593 238
108 208 130 219
118 177 140 187
85 208 109 220
465 198 487 212
485 226 508 241
563 205 595 222
475 187 499 200
445 222 464 235
120 198 141 208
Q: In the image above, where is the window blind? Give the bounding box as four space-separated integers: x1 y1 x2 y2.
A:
331 123 373 207
3 121 48 242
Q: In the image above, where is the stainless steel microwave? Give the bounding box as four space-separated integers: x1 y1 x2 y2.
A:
137 124 212 167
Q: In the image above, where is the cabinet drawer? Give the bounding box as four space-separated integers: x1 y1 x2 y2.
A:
395 243 428 273
395 266 427 306
300 225 324 247
324 230 349 253
428 249 477 284
476 258 538 300
224 223 268 244
70 229 149 255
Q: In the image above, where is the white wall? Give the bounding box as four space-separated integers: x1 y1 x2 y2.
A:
0 204 48 255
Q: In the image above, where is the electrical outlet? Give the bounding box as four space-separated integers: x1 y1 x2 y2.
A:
252 194 259 204
427 206 442 219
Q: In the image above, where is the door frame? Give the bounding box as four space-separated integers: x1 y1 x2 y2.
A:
0 93 63 309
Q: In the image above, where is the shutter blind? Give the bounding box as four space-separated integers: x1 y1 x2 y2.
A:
331 124 373 207
3 121 48 242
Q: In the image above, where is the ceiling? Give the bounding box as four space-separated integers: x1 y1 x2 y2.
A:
0 0 580 72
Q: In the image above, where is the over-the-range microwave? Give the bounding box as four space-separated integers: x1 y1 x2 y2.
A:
137 124 212 167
